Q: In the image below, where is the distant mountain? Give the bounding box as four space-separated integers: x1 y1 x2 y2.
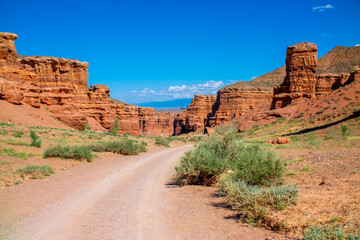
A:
222 45 360 90
137 98 193 109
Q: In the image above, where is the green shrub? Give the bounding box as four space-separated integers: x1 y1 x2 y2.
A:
229 144 284 186
12 131 24 138
110 117 120 135
17 164 54 179
154 137 170 147
175 132 239 186
43 145 93 162
214 123 238 135
30 130 42 148
303 226 360 240
176 130 284 186
219 178 298 225
309 137 319 147
341 125 348 140
0 147 36 159
83 122 91 131
87 139 147 155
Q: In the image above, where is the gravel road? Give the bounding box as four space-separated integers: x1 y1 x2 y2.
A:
0 146 282 240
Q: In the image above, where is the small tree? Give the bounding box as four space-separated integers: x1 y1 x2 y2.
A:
111 117 121 135
30 130 42 148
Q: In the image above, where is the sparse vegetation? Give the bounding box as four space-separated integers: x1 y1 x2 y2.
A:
176 130 285 186
16 164 54 179
43 144 94 162
83 122 91 131
30 130 42 148
0 147 37 159
0 139 30 146
342 125 349 140
220 178 298 225
87 139 147 155
110 117 120 135
12 130 24 138
303 226 360 240
154 137 170 147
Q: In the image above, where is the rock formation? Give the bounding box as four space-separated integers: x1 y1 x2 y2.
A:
173 95 216 134
0 32 174 135
207 86 273 126
1 32 358 136
271 42 318 109
271 42 359 109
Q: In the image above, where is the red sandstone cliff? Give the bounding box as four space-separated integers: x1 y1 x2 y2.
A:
0 32 173 136
271 42 357 109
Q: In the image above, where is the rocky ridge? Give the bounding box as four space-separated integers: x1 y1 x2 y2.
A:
1 32 359 136
0 32 173 136
174 42 360 134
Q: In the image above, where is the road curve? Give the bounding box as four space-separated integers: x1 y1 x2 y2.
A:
0 146 282 240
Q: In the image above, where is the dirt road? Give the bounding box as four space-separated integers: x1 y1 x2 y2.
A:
0 146 282 240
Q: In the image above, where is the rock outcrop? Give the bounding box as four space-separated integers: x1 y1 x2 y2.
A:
0 32 174 135
271 42 359 109
2 32 358 136
271 42 318 109
173 95 216 134
208 86 273 126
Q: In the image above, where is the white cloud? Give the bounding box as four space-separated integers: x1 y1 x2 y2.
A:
312 4 334 12
251 76 257 80
125 80 225 103
356 44 360 47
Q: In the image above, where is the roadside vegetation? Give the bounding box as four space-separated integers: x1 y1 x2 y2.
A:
43 145 94 162
16 164 54 179
175 125 298 228
87 139 147 155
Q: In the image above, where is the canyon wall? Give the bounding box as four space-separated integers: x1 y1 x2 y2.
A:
1 32 358 136
0 32 173 136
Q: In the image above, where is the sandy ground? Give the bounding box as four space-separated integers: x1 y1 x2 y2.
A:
0 146 284 240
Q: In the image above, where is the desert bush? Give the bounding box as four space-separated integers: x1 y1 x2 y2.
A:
110 117 120 135
87 139 147 155
176 130 284 186
43 145 93 162
83 122 91 131
229 144 284 186
30 130 42 148
214 123 238 135
17 164 54 179
12 131 24 138
175 133 236 185
303 226 360 240
341 125 348 140
219 178 298 225
154 137 170 147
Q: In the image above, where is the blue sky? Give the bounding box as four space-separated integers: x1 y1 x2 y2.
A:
1 0 359 104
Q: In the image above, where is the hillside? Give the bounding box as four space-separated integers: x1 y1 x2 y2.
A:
223 45 360 90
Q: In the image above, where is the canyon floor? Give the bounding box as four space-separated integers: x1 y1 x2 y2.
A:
0 146 283 240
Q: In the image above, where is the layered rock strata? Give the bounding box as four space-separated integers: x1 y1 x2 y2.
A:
271 42 318 109
271 42 359 109
0 32 173 135
173 95 216 134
